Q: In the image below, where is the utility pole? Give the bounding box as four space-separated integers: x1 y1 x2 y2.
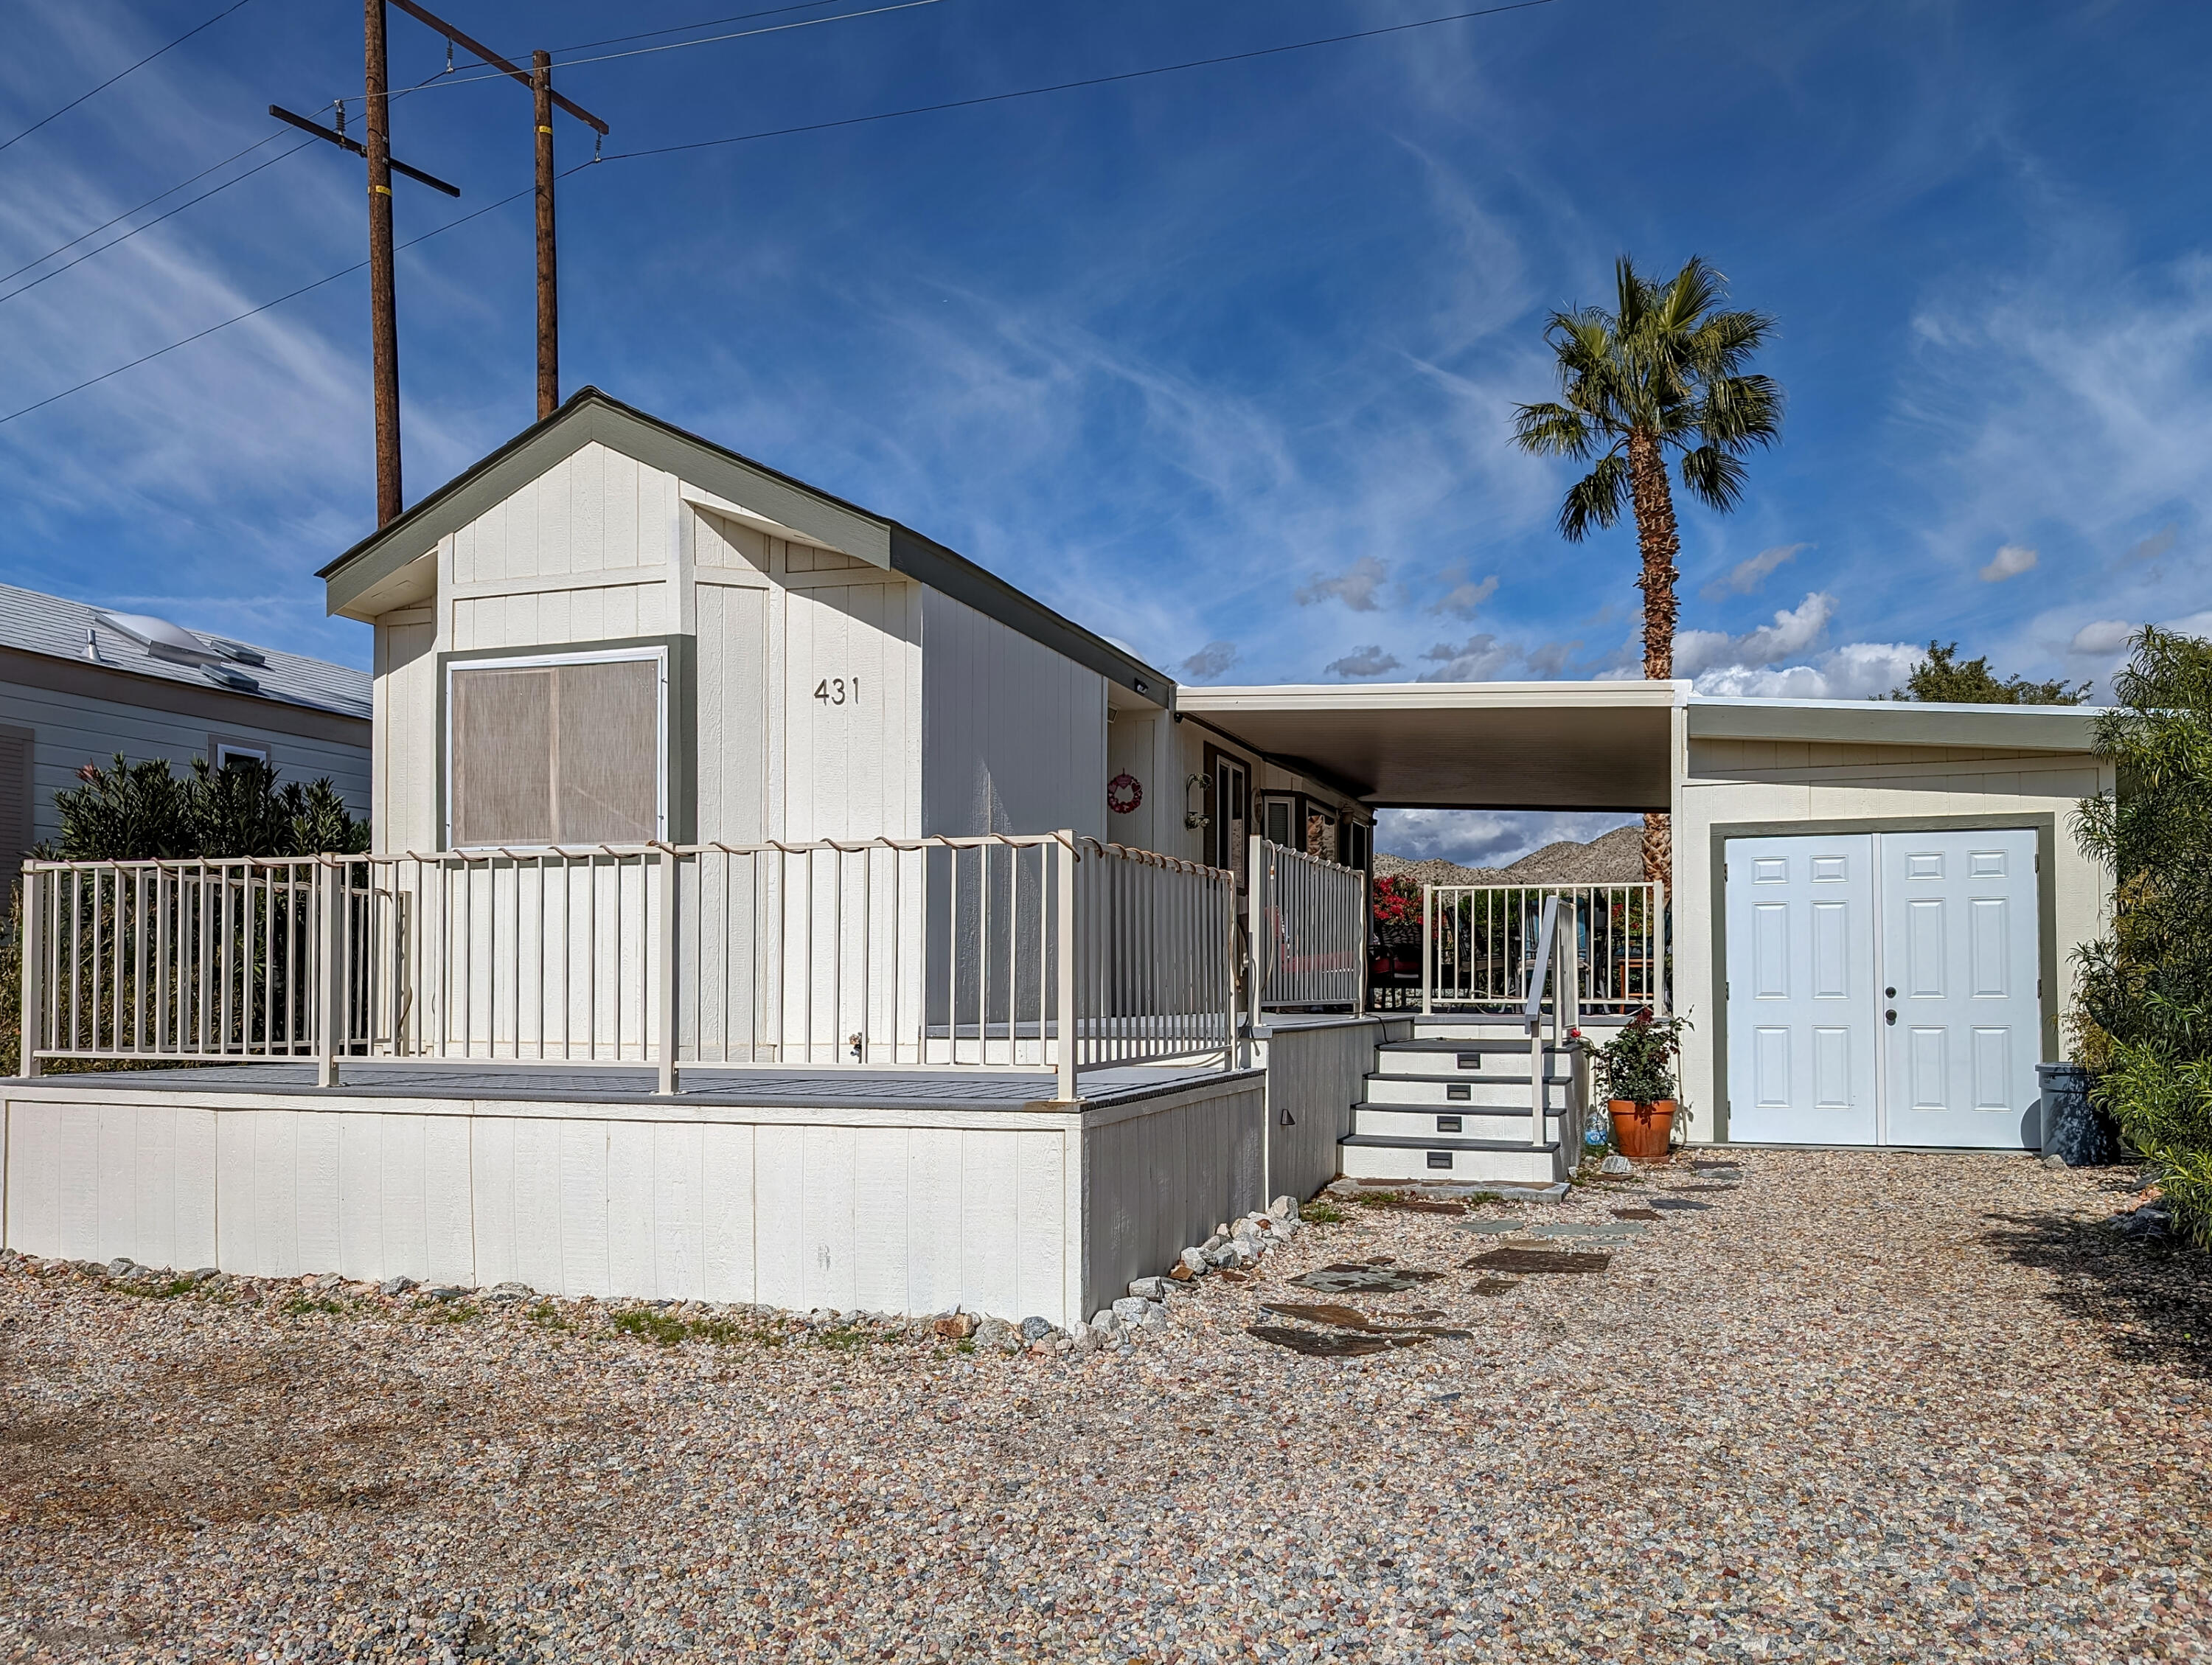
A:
533 51 557 419
364 0 401 525
387 1 606 420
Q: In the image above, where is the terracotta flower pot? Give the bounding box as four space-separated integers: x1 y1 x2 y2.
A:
1607 1099 1677 1162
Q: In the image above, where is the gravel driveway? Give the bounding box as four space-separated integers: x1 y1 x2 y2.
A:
1 1150 2205 1663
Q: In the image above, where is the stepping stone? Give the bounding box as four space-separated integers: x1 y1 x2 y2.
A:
1690 1162 1744 1175
1247 1324 1429 1358
1470 1278 1520 1297
1259 1301 1469 1341
1523 1220 1643 1238
1454 1220 1531 1236
1290 1263 1443 1294
1664 1185 1740 1195
1647 1197 1711 1212
1464 1248 1611 1275
1611 1208 1663 1222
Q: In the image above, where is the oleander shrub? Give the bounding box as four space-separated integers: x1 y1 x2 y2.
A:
2074 627 2212 1245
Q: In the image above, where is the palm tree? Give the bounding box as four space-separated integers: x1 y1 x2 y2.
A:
1512 254 1781 889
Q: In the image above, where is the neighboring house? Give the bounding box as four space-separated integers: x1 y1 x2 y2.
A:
0 584 369 886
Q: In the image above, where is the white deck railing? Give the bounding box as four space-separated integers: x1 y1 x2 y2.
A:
18 834 1238 1099
1248 837 1367 1016
1419 881 1666 1016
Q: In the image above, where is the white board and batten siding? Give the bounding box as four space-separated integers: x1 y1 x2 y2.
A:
1675 738 2115 1146
921 588 1105 839
3 1077 1265 1325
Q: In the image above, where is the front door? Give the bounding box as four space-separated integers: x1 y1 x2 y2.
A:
1724 832 1879 1145
1878 829 2042 1150
1724 827 2042 1148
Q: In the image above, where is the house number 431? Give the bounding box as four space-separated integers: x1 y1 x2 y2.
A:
814 677 860 705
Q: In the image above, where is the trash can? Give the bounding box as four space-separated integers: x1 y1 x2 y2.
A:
2038 1062 2120 1167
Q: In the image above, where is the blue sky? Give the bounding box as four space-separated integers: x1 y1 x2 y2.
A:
1 0 2208 864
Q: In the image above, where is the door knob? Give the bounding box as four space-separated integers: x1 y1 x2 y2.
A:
1884 986 1896 998
1885 1009 1897 1025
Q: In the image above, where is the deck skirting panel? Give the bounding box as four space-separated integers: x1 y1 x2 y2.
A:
2 1077 1266 1329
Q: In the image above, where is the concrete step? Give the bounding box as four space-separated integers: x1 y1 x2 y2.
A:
1353 1104 1562 1141
1361 1073 1573 1108
1405 1013 1641 1040
1337 1132 1562 1186
1373 1041 1570 1082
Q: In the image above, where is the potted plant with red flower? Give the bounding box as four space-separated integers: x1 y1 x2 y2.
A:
1591 1009 1691 1161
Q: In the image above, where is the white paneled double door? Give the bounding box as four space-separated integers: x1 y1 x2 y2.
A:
1724 829 2042 1149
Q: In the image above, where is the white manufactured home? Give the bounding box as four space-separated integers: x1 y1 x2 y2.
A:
0 389 2112 1325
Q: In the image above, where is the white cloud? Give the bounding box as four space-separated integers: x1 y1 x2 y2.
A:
1979 543 2038 582
1180 641 1238 678
1674 593 1838 678
1693 640 1922 700
1703 542 1808 599
2068 619 2135 656
1295 556 1390 613
1326 644 1402 678
1427 566 1499 619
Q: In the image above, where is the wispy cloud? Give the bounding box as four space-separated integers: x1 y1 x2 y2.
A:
1701 542 1806 599
1427 566 1500 618
1979 543 2038 582
1419 633 1517 681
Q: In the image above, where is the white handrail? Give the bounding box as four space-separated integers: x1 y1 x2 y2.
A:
1248 837 1366 1018
1419 880 1664 1015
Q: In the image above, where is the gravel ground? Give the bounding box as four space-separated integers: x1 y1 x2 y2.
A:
1 1149 2207 1664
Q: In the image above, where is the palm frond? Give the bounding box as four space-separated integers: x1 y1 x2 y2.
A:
1559 453 1630 541
1654 257 1725 336
1511 401 1597 459
1677 444 1750 512
1695 373 1785 450
1686 307 1778 378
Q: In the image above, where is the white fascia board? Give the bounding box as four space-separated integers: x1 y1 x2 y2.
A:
678 482 848 555
1686 694 2108 751
1177 679 1689 713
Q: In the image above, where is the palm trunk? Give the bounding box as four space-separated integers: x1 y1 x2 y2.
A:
1627 429 1680 893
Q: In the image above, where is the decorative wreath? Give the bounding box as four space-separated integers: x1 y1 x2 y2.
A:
1106 772 1144 815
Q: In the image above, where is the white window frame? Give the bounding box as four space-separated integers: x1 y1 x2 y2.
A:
445 645 669 849
209 736 271 769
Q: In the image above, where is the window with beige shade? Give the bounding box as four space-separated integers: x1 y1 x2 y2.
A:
448 650 664 847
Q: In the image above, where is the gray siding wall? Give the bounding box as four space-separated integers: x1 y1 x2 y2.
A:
1262 1018 1404 1204
0 675 370 849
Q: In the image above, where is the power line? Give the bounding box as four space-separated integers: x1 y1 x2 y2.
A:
0 129 293 288
0 0 260 156
596 0 1559 163
547 0 852 58
0 0 1560 429
392 0 963 99
0 173 557 431
0 137 318 307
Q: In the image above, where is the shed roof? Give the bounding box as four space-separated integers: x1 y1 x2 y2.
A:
0 583 369 720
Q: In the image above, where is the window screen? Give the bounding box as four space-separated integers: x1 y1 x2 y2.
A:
451 656 661 847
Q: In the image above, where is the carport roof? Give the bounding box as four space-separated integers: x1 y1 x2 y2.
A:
1174 683 2106 812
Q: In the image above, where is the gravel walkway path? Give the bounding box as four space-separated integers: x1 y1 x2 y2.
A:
2 1150 2206 1663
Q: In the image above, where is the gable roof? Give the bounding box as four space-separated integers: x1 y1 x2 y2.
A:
0 583 369 720
319 387 1172 704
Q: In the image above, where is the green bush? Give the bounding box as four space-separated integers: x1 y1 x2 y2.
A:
2073 627 2212 1245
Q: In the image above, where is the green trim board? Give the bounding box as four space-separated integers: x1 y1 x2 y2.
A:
1704 811 2060 1145
434 634 698 847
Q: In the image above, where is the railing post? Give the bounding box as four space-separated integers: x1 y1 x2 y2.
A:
655 846 679 1096
1420 884 1433 1016
1245 835 1264 1057
18 868 41 1079
316 858 340 1088
1055 834 1077 1102
1650 881 1669 1018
